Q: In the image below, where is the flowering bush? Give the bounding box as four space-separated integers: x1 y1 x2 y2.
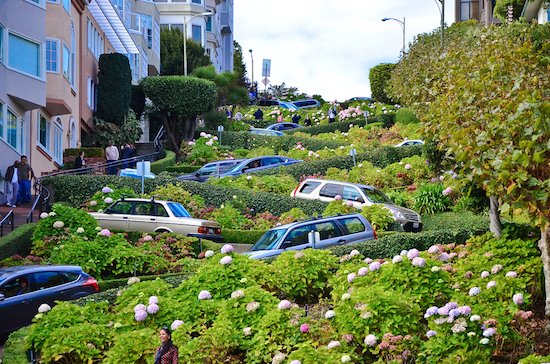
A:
146 183 205 216
85 186 138 212
360 204 395 231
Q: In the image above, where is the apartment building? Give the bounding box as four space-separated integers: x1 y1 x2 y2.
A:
154 0 233 74
455 0 548 24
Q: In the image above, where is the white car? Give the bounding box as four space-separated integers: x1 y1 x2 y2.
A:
290 178 422 232
394 139 424 147
89 198 222 241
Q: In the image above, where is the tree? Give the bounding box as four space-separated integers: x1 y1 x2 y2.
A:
389 21 550 317
369 63 396 104
233 41 248 88
140 76 217 159
160 28 211 75
96 53 132 124
192 65 249 107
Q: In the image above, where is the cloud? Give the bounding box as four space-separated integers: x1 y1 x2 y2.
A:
234 0 454 101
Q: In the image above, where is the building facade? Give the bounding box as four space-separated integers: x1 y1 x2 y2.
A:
455 0 549 24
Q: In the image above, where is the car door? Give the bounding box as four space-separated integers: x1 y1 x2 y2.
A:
127 201 157 232
151 202 189 234
99 200 133 231
314 221 345 249
335 216 373 245
0 274 34 334
342 185 365 209
29 271 71 306
318 183 344 203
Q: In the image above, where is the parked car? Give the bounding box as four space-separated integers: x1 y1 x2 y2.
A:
291 98 321 109
394 139 424 147
265 122 302 131
244 213 376 260
177 159 244 182
218 156 302 177
0 265 99 338
277 101 299 111
249 128 284 137
257 99 280 107
346 96 372 102
290 178 422 232
89 198 222 241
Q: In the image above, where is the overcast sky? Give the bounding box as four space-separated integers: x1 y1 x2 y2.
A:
234 0 455 101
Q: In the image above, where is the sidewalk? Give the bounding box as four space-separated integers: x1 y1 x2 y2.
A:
0 200 40 236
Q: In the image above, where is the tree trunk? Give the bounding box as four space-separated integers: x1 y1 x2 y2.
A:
184 118 197 140
161 113 181 160
539 224 550 319
489 195 502 237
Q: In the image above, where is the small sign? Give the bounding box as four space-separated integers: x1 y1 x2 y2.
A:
217 125 224 132
262 59 271 77
349 148 357 157
262 77 270 86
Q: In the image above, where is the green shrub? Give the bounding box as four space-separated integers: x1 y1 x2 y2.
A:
207 203 251 229
64 147 104 158
279 207 309 224
0 223 36 260
285 118 373 136
150 150 176 174
85 186 138 212
322 200 356 217
208 173 298 195
2 326 32 364
369 63 396 104
395 108 420 124
97 53 132 124
165 164 199 173
222 229 267 245
146 183 205 215
422 211 489 232
414 183 452 214
360 204 395 231
385 190 413 208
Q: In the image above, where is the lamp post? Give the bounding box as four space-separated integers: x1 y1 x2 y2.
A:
381 17 406 58
248 49 254 95
183 11 213 76
433 0 445 47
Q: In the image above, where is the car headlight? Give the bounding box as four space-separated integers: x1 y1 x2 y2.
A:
388 208 404 220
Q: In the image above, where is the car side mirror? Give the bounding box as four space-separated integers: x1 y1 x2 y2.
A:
0 293 5 301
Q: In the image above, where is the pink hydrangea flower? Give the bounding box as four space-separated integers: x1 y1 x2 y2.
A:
469 287 481 296
334 194 342 200
325 310 336 319
364 257 373 264
134 304 146 313
220 256 233 265
407 249 419 260
364 334 377 346
506 271 518 278
327 340 341 349
458 306 472 315
246 301 260 312
147 303 159 314
102 186 113 193
347 273 356 283
392 255 403 264
405 164 411 170
428 245 441 254
38 304 51 313
369 262 381 271
149 296 159 305
349 249 360 257
412 257 425 267
143 235 154 242
358 267 369 276
221 244 234 254
171 320 184 331
99 229 111 237
300 324 309 333
231 290 244 299
487 281 497 289
243 327 252 336
481 271 490 278
135 309 147 322
278 300 291 310
442 187 453 196
198 290 212 300
513 293 524 305
482 328 496 337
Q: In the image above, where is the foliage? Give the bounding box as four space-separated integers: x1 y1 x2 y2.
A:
0 223 36 260
207 202 252 229
279 208 309 225
369 63 396 104
96 53 132 124
493 0 525 22
192 65 249 106
160 28 211 76
85 186 138 212
63 147 104 158
208 173 298 195
233 41 249 88
395 107 420 124
222 229 267 245
89 110 143 147
414 183 452 214
360 204 395 231
322 200 356 217
130 84 146 120
146 183 205 215
422 211 489 232
150 150 176 174
2 326 31 364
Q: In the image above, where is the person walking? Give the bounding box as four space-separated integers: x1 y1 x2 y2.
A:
154 326 178 364
277 113 284 123
328 106 336 123
17 156 33 204
304 116 312 126
105 142 119 175
291 114 301 124
121 143 132 169
4 160 19 207
254 108 263 121
74 151 86 169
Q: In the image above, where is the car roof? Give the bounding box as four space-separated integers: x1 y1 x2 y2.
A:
0 265 83 277
270 213 364 230
205 159 244 166
110 198 177 204
300 178 380 191
242 155 294 162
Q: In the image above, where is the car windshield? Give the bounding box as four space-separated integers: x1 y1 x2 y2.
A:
360 187 393 204
167 202 191 218
250 229 287 251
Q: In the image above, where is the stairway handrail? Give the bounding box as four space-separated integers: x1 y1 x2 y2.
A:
0 210 14 237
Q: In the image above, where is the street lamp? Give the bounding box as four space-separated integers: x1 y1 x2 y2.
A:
381 17 406 58
248 49 254 94
433 0 445 47
183 11 213 76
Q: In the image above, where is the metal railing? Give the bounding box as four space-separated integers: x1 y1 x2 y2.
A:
0 210 14 237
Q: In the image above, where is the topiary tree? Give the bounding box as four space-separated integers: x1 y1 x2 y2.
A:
191 65 249 107
140 76 217 159
389 21 550 318
369 63 396 104
96 53 132 124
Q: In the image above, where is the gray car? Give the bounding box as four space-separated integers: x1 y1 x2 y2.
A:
244 213 376 260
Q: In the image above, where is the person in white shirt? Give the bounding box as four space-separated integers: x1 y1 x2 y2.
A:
4 160 19 207
105 142 120 175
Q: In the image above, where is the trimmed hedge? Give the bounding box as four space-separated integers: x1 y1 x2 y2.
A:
330 226 489 258
41 175 328 216
0 223 37 260
222 229 267 245
97 272 193 292
285 118 383 136
64 147 104 158
257 145 422 179
151 150 176 174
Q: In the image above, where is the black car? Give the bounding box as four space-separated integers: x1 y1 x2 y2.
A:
265 122 303 131
177 159 244 182
0 265 99 338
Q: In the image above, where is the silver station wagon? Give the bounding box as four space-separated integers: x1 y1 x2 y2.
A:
244 213 376 260
89 198 222 241
291 178 422 232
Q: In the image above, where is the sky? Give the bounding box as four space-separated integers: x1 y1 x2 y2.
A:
234 0 455 102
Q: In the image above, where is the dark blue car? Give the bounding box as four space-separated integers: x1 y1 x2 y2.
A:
218 156 302 177
0 265 99 339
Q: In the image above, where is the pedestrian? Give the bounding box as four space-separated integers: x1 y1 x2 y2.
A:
234 111 243 121
17 155 33 204
105 141 119 175
129 144 137 168
74 151 86 169
4 160 19 207
304 116 312 126
154 326 178 364
121 143 132 169
254 108 263 121
277 113 284 123
291 114 301 124
328 106 336 123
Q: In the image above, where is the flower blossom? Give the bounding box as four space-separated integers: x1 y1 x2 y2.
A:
204 250 215 258
491 264 503 274
221 244 234 254
424 306 439 318
404 164 411 170
135 309 147 322
392 255 403 264
104 197 113 204
289 361 301 364
442 187 452 196
149 296 159 305
102 186 113 193
40 212 49 219
99 229 111 237
412 257 425 267
513 293 524 305
487 281 497 289
480 338 490 345
428 245 441 254
243 327 252 336
506 271 518 278
327 340 341 349
347 273 356 283
271 352 286 364
300 324 309 333
198 290 212 300
482 328 496 337
341 355 351 363
364 257 373 264
469 287 481 296
76 227 85 234
431 266 441 272
470 315 481 322
171 320 184 331
246 301 260 312
481 271 490 278
341 293 351 300
358 267 369 276
246 175 252 180
220 256 233 265
426 330 437 338
134 304 146 313
364 334 377 346
369 262 381 271
231 290 244 299
325 310 336 319
334 194 342 200
407 249 419 260
38 304 51 313
143 235 154 242
277 300 291 310
127 277 140 285
53 221 64 229
147 304 159 314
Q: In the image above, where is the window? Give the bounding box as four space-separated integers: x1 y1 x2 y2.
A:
46 39 58 72
153 20 160 57
191 0 202 3
46 0 59 3
31 271 65 290
109 201 133 214
338 217 366 234
0 101 3 140
62 44 70 79
62 0 70 13
140 14 153 48
191 24 202 43
342 186 363 202
7 109 18 150
460 0 471 21
87 77 96 110
171 24 184 33
0 275 30 298
205 14 212 32
319 183 343 198
87 19 104 59
53 120 63 164
8 32 42 77
111 0 124 14
70 22 76 87
299 181 321 194
154 203 169 217
360 187 392 204
315 221 342 240
0 24 4 63
133 202 152 215
283 225 314 247
38 113 50 151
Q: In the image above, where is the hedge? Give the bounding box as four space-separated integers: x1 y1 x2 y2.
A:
257 145 422 180
330 226 489 258
64 147 104 158
222 229 267 245
41 175 328 216
0 223 37 260
285 118 380 136
150 150 176 174
97 272 193 292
